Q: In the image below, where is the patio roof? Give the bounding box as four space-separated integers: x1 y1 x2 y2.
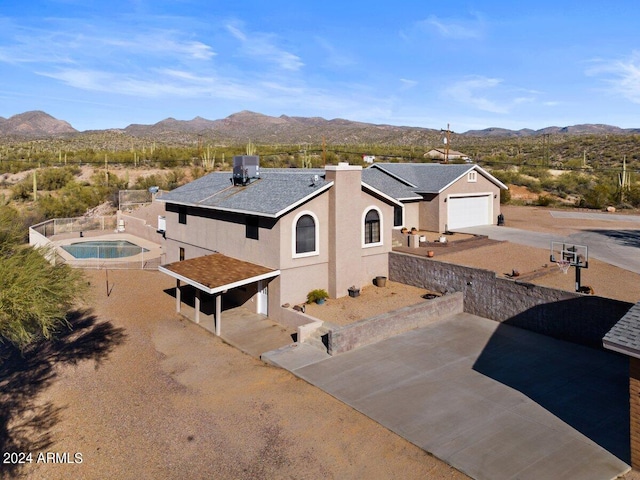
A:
159 253 280 295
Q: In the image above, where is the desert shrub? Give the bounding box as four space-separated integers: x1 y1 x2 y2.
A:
11 180 33 200
536 194 553 206
577 182 616 209
500 188 511 204
133 169 187 191
36 181 108 218
37 166 79 190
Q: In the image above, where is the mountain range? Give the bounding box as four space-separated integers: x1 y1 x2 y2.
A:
1 110 638 144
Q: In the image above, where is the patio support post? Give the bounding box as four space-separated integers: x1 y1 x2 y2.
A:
194 289 201 324
215 293 222 336
176 280 181 313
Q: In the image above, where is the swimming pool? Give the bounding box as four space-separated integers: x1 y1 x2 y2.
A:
61 240 149 259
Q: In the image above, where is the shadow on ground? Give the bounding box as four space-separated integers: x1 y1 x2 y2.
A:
583 229 640 249
0 309 126 479
473 322 630 463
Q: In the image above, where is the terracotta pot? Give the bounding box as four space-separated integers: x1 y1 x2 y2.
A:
427 251 435 258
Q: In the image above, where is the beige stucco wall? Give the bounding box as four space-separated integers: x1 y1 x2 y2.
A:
325 164 392 299
403 201 421 230
418 194 439 232
163 206 281 268
438 172 501 232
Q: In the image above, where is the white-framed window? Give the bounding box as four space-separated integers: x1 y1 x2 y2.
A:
362 206 383 247
292 210 319 258
468 171 477 183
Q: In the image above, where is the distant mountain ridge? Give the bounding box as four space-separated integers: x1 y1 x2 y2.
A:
1 110 638 143
0 111 76 137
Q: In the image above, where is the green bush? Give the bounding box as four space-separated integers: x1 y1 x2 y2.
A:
306 289 329 304
536 194 553 207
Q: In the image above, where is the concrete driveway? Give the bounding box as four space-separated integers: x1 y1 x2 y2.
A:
265 313 630 480
457 215 640 274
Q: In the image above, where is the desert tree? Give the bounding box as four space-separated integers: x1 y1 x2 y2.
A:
0 206 87 350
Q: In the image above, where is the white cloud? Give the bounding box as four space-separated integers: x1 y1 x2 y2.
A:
443 76 535 114
314 36 355 68
399 78 418 90
586 52 640 103
226 23 303 71
419 14 484 40
40 67 261 100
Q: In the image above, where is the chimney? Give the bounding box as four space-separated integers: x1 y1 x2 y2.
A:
325 163 364 298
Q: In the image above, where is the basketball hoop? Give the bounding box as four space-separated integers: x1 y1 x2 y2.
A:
556 260 571 274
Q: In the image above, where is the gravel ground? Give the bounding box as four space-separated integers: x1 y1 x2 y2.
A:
304 280 432 326
18 269 466 480
9 204 640 479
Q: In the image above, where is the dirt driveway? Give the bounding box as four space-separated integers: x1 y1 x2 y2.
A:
12 269 466 480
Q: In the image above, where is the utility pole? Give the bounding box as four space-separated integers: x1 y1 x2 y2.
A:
440 124 451 163
322 136 326 165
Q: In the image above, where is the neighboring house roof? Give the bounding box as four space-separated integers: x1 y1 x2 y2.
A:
158 169 331 218
603 302 640 358
160 253 279 295
426 148 469 158
368 163 507 196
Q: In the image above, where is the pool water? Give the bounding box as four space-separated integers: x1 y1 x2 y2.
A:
61 240 149 259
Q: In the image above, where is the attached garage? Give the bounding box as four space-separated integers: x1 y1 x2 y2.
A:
447 194 492 229
363 163 507 233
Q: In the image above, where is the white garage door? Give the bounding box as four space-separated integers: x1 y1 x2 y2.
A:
447 195 491 229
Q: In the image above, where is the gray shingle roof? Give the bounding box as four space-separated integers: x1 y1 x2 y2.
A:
361 168 422 201
158 169 330 217
369 163 478 194
603 302 640 358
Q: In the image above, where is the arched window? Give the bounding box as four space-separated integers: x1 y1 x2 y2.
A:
295 214 316 254
364 209 381 244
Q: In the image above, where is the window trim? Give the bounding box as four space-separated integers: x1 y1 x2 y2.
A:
362 206 383 248
468 171 477 183
292 210 320 258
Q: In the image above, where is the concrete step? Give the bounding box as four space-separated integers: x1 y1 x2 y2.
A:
306 335 328 352
304 324 332 353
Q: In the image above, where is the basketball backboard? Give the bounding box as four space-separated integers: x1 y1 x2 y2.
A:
550 241 588 268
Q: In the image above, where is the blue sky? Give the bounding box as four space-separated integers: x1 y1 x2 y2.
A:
1 1 639 132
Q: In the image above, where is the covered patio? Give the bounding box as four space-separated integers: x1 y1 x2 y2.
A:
159 253 280 337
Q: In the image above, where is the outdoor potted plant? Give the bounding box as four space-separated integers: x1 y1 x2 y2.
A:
348 285 360 298
307 288 329 305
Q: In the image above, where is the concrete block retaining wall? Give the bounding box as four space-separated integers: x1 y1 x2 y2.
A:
328 292 464 355
390 252 633 349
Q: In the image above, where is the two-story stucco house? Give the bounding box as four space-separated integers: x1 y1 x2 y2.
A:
158 160 399 330
157 158 506 334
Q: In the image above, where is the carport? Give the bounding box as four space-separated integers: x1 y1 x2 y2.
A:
159 253 280 336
